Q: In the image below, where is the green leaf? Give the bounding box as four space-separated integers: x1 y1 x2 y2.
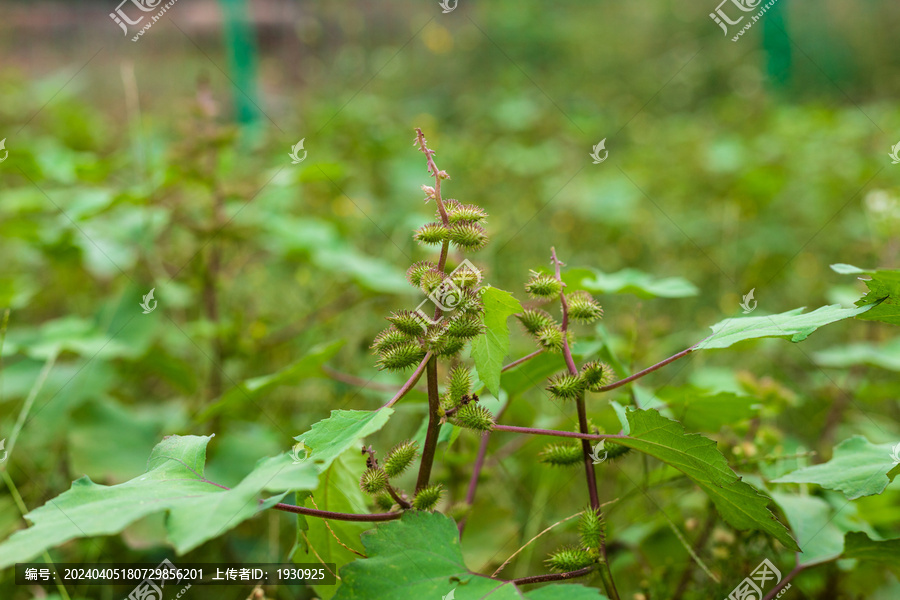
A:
656 387 758 432
695 305 871 350
294 409 394 473
567 267 698 298
843 532 900 569
293 449 373 600
814 338 900 371
854 269 900 325
199 340 344 420
471 287 523 397
830 264 900 325
0 435 321 567
609 409 798 550
770 493 845 566
333 511 608 600
830 263 871 275
771 436 899 499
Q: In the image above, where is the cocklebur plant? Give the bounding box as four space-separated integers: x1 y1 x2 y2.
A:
3 131 900 600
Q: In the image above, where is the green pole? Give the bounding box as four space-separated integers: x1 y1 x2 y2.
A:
220 0 260 125
762 0 792 90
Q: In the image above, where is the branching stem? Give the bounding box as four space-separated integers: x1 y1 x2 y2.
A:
492 424 624 441
383 352 432 408
415 356 442 492
271 503 401 522
550 247 620 600
502 565 599 585
386 483 411 509
596 345 695 393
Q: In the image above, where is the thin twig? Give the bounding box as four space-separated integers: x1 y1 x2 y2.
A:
761 561 804 600
491 511 585 577
386 483 412 509
309 496 367 557
383 352 432 408
502 349 544 372
502 565 599 585
271 502 401 522
299 530 341 581
595 346 695 393
672 507 717 600
457 430 491 536
323 366 407 393
492 424 624 441
415 128 451 271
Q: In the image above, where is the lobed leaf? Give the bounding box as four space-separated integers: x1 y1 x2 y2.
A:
470 287 523 397
333 511 608 600
695 305 871 350
608 409 798 550
772 436 899 499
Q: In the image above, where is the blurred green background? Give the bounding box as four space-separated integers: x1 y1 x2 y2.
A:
1 0 899 598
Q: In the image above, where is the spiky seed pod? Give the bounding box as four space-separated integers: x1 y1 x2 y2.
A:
386 310 426 336
516 308 555 335
579 508 604 550
406 261 438 287
383 440 419 478
359 468 388 495
447 313 484 339
447 366 471 404
448 264 482 288
376 342 426 371
448 502 473 523
373 492 395 512
447 203 488 224
448 222 488 251
525 271 562 300
604 441 632 460
545 546 595 573
580 361 615 392
418 269 447 295
442 199 462 213
413 222 449 246
433 335 467 358
371 327 415 353
536 325 564 352
453 402 494 431
567 291 603 323
538 443 584 467
547 373 586 401
458 288 484 314
412 484 443 511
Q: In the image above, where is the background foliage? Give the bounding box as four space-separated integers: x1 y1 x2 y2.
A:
1 0 900 598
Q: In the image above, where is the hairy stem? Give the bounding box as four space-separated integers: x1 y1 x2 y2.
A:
415 128 451 272
492 424 623 441
386 483 411 509
416 357 442 492
383 351 433 408
761 562 804 600
502 565 599 585
551 246 620 600
502 349 543 372
271 503 401 522
491 510 585 577
575 395 600 508
323 366 406 393
457 430 491 536
596 346 695 393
